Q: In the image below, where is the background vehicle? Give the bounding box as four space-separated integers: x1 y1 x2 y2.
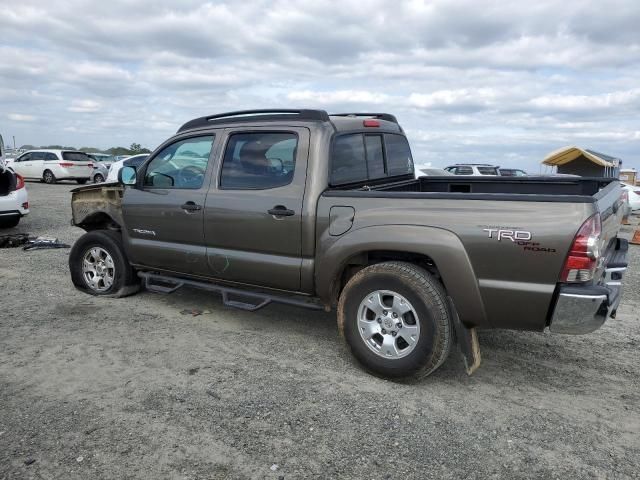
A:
68 109 627 379
621 183 640 211
415 167 453 178
444 163 500 175
10 149 93 184
105 154 149 183
499 168 528 176
0 136 29 228
88 153 115 183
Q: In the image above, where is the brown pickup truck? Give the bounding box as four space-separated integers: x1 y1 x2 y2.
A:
68 109 628 379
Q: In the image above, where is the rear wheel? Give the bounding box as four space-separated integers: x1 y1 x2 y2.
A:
0 216 20 228
69 230 140 297
43 170 56 184
338 261 452 379
93 173 104 183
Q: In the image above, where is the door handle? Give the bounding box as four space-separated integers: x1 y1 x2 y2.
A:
268 205 295 217
181 201 202 212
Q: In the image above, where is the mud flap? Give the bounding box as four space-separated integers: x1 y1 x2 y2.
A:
448 297 481 375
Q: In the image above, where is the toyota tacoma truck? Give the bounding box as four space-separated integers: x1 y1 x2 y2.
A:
68 109 628 379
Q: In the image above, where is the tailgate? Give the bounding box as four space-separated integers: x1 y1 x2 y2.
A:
594 180 624 271
62 151 93 176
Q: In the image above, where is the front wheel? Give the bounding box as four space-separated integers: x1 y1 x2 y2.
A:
338 261 452 379
69 230 140 297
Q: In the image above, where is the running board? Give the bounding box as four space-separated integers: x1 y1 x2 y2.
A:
138 272 324 312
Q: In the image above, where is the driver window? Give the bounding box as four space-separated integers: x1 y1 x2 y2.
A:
143 136 214 189
220 132 298 189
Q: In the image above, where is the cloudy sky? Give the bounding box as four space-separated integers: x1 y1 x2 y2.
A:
1 0 640 171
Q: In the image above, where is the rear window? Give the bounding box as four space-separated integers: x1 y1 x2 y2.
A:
62 151 91 162
384 134 413 176
454 166 473 175
477 166 498 175
330 133 414 185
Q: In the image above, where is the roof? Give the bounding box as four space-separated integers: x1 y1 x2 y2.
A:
542 146 619 167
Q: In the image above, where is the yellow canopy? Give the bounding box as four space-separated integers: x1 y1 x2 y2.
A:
542 146 615 167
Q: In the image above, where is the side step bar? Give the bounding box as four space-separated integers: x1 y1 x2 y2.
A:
138 271 325 312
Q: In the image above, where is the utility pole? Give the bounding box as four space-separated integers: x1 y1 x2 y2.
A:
13 136 16 149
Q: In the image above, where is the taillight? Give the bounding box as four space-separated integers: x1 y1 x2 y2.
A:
59 162 74 167
15 174 25 190
621 191 629 202
363 119 380 127
634 190 640 196
560 214 602 283
88 163 93 168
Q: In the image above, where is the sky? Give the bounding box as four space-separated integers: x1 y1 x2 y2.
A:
1 0 639 172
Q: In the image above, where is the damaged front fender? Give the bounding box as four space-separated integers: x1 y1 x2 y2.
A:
70 182 124 230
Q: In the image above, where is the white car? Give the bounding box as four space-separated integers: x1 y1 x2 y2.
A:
105 154 149 183
1 135 29 228
621 183 640 211
8 149 93 184
444 164 500 176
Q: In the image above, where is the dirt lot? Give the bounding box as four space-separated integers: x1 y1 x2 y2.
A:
1 181 639 479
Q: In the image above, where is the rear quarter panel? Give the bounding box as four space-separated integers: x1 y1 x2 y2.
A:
317 195 594 331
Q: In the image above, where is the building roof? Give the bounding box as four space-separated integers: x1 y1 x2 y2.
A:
542 146 619 168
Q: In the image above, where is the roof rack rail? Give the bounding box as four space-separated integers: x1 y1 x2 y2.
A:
177 109 331 133
331 112 398 124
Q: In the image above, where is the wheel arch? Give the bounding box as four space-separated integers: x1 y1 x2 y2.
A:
316 225 489 328
75 211 122 232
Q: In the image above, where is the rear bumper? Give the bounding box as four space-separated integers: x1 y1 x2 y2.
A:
550 238 627 334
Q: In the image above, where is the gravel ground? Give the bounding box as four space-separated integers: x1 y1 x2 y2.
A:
1 181 639 480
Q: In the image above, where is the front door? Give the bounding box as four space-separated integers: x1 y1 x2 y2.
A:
203 127 309 291
121 134 217 276
12 152 33 177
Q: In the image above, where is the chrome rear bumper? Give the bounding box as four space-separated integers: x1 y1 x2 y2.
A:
550 238 628 334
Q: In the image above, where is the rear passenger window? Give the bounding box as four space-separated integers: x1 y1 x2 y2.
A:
364 135 385 179
62 152 91 162
384 134 413 176
477 166 498 175
45 153 58 161
331 134 367 185
455 166 473 175
220 132 297 189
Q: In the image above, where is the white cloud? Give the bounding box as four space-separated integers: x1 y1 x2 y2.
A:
0 0 638 171
7 113 36 122
68 100 102 113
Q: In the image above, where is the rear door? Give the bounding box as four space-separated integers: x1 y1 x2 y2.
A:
203 127 309 291
121 134 218 275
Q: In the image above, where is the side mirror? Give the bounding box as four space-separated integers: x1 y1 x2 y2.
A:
119 166 137 185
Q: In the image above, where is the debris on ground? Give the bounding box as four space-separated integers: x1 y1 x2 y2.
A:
24 458 36 465
0 233 29 248
180 309 203 316
0 234 70 250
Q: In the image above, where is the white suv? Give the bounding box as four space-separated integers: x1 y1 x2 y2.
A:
444 164 500 176
8 149 93 184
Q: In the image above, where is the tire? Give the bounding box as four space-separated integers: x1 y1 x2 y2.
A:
69 230 140 297
43 170 56 184
93 174 104 183
0 216 20 228
338 261 452 379
77 179 88 184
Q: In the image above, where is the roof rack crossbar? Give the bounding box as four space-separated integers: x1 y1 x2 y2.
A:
177 109 330 133
331 112 398 124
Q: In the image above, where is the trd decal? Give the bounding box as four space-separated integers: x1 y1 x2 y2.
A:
483 228 532 242
132 228 156 236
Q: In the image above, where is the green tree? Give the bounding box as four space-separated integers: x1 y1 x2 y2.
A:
129 143 142 154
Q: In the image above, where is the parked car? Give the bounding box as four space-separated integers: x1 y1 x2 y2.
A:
9 149 93 184
499 168 528 177
87 153 116 183
105 154 149 183
416 167 454 178
68 109 627 379
1 135 29 228
444 164 500 175
621 183 640 211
